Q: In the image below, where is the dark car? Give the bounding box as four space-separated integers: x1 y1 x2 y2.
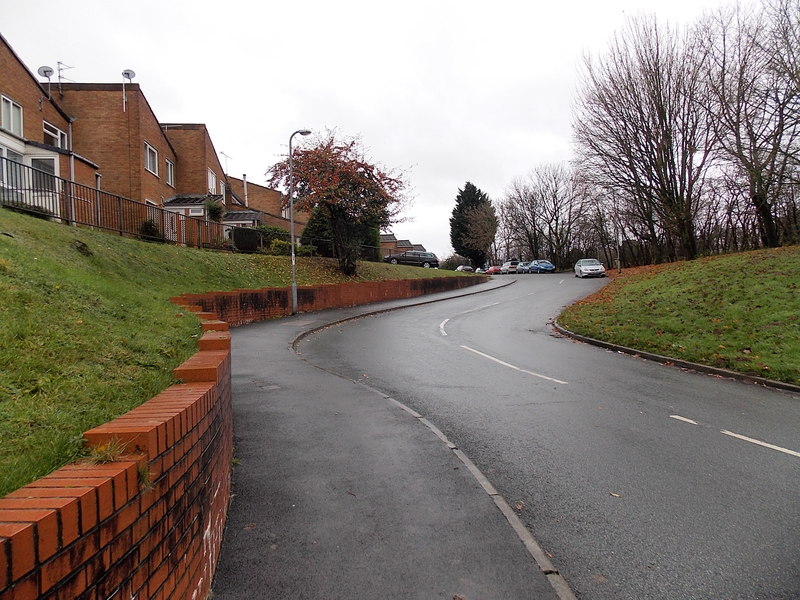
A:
383 250 439 268
530 259 555 273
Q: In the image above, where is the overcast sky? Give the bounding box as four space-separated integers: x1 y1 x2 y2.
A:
4 0 751 259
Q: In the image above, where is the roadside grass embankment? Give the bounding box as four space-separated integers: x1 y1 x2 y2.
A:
0 209 467 497
559 246 800 386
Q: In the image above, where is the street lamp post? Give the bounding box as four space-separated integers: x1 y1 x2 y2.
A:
288 129 311 315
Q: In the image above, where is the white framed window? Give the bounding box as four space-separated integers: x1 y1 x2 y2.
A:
165 159 175 187
43 121 68 149
0 145 24 185
144 142 158 175
1 96 23 136
207 168 217 193
189 207 204 216
30 156 57 191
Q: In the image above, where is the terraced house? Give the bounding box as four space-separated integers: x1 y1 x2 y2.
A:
0 33 307 243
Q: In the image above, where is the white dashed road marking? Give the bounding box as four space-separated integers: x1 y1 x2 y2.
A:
721 430 800 458
461 345 568 385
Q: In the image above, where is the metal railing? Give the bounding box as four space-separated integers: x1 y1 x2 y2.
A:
0 157 230 249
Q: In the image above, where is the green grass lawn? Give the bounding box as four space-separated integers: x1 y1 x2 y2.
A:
559 247 800 385
0 209 466 496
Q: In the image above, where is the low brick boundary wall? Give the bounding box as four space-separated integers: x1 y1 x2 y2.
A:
0 322 232 600
0 275 486 599
171 276 488 327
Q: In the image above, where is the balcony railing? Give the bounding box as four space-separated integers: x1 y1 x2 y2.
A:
0 157 231 249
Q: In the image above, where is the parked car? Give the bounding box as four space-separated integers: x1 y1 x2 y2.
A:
574 258 606 278
530 259 555 273
501 260 520 274
517 261 531 274
383 251 439 268
455 265 474 272
475 267 486 274
485 266 502 275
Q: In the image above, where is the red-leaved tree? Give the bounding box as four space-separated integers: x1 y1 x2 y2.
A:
267 132 408 275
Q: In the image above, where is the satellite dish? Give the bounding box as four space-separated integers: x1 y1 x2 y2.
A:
37 65 54 79
122 69 136 80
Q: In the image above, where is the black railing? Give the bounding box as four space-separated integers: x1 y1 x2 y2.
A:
0 157 231 249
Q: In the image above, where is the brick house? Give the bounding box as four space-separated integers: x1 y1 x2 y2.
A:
0 34 100 213
379 233 427 257
227 175 309 230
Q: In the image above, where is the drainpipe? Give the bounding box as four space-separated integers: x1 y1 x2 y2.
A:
243 174 248 207
68 119 76 225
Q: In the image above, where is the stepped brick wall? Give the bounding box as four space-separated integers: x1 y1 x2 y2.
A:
0 275 486 599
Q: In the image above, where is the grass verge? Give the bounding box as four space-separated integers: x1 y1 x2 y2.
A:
0 209 467 496
559 246 800 385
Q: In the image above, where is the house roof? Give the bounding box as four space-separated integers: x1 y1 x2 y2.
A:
396 239 413 248
163 193 222 206
412 244 426 252
223 209 263 221
380 233 397 242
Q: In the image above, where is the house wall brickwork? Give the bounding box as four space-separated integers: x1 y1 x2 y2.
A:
162 124 225 199
57 84 178 205
0 35 98 187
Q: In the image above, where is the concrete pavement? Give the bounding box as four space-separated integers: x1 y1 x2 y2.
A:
211 280 570 599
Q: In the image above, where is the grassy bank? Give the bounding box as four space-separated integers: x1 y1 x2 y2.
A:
0 209 463 496
559 247 800 385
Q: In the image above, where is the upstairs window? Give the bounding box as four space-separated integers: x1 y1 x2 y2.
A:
43 121 68 148
145 142 158 175
165 159 175 187
1 96 23 136
207 168 217 194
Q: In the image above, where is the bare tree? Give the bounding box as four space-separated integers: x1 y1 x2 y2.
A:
461 201 499 266
573 15 714 261
532 163 586 267
500 177 544 260
699 2 799 247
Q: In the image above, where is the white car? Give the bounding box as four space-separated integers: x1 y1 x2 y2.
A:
574 258 606 278
501 260 520 274
455 265 474 272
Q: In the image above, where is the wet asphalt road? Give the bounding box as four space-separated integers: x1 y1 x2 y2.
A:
298 274 800 600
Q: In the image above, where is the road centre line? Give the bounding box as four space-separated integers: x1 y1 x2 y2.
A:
670 415 698 425
458 302 500 316
439 303 500 336
461 345 568 385
721 430 800 458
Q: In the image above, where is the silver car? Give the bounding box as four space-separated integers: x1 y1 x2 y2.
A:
574 258 606 278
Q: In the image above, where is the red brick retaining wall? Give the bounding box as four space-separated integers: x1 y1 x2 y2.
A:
0 325 232 600
0 275 486 599
172 276 488 327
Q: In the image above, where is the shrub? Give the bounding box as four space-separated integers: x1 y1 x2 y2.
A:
203 199 224 223
138 219 165 243
269 239 293 255
231 227 261 252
